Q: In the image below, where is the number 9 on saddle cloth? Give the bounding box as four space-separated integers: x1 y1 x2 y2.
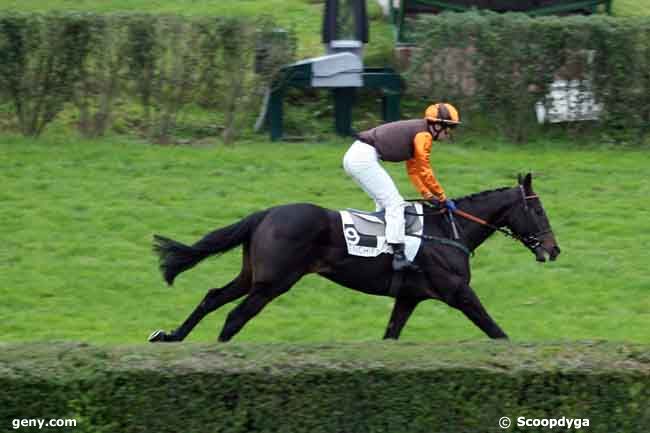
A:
339 203 424 259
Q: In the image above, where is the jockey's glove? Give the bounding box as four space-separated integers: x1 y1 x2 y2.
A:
444 199 457 211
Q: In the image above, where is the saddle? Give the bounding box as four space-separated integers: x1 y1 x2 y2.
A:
345 204 422 237
339 203 424 259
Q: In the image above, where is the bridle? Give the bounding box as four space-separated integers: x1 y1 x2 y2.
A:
419 186 552 253
456 185 552 252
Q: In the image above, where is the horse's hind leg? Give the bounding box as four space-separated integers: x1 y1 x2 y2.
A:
217 273 303 342
215 204 327 342
149 273 248 343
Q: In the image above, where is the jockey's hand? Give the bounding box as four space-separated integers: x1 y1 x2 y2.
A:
444 199 457 211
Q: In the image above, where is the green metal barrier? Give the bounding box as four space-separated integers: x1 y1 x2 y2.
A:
391 0 613 43
267 65 402 141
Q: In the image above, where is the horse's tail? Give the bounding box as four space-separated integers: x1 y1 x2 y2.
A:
153 210 269 286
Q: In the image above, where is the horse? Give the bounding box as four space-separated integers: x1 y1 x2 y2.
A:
149 173 560 343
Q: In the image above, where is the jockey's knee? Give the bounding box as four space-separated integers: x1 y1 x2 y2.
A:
384 203 406 224
385 199 405 211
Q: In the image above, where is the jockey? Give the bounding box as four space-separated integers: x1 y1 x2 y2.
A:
343 103 461 271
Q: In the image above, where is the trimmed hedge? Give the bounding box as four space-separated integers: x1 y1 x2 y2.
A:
1 341 650 432
406 12 650 142
0 13 296 142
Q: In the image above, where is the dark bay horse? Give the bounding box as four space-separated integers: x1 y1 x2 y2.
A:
149 173 560 343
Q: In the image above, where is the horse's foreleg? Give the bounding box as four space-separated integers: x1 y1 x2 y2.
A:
419 251 508 340
149 276 248 343
448 284 508 339
383 297 420 340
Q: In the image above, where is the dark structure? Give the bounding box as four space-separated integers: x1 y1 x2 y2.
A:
323 0 369 44
268 0 402 140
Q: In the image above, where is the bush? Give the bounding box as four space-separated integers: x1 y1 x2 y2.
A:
406 12 650 142
0 13 296 142
0 13 92 137
1 341 649 432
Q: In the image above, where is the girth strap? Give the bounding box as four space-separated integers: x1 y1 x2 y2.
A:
389 234 470 298
388 271 405 297
408 233 472 256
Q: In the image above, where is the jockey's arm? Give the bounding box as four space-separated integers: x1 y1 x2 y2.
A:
405 132 447 202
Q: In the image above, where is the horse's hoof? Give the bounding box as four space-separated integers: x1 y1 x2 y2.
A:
148 329 167 342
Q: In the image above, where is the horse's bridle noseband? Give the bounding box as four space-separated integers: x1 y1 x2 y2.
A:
514 185 554 251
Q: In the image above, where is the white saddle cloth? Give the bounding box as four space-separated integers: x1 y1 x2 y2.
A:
339 202 424 261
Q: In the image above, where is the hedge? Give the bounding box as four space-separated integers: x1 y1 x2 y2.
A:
2 341 649 432
0 13 296 142
406 12 650 142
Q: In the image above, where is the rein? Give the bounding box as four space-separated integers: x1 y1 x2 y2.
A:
452 208 519 241
403 204 471 255
450 187 549 251
406 186 550 252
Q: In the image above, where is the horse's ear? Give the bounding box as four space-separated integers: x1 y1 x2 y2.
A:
518 173 523 185
523 173 533 191
525 173 532 186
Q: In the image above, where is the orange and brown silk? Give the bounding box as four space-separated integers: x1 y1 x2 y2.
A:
405 132 446 201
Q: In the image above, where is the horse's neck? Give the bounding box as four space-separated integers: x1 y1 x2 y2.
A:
454 188 519 251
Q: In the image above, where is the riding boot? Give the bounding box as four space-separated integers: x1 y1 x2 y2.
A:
390 243 419 272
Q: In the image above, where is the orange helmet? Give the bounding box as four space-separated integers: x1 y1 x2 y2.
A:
424 103 461 125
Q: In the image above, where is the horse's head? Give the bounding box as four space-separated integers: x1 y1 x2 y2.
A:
504 173 561 262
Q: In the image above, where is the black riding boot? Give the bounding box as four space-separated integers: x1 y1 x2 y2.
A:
390 243 418 272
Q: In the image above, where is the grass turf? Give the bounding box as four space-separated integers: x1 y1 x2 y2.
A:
1 0 649 349
1 133 649 345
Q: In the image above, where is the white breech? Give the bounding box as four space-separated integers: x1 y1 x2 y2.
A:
343 140 406 244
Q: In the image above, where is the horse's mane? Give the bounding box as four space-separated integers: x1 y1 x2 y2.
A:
454 186 512 203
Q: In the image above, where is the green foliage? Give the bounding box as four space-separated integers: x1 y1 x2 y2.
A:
0 13 93 136
1 342 650 432
0 13 296 142
218 17 255 145
73 15 125 138
407 12 650 142
1 135 650 344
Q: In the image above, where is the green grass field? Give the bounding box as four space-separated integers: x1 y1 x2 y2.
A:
1 0 649 347
2 0 647 16
2 133 649 345
612 0 650 16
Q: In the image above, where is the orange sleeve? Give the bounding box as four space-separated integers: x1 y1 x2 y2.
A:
406 132 447 201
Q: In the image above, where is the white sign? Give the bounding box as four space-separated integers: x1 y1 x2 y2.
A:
535 80 602 124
